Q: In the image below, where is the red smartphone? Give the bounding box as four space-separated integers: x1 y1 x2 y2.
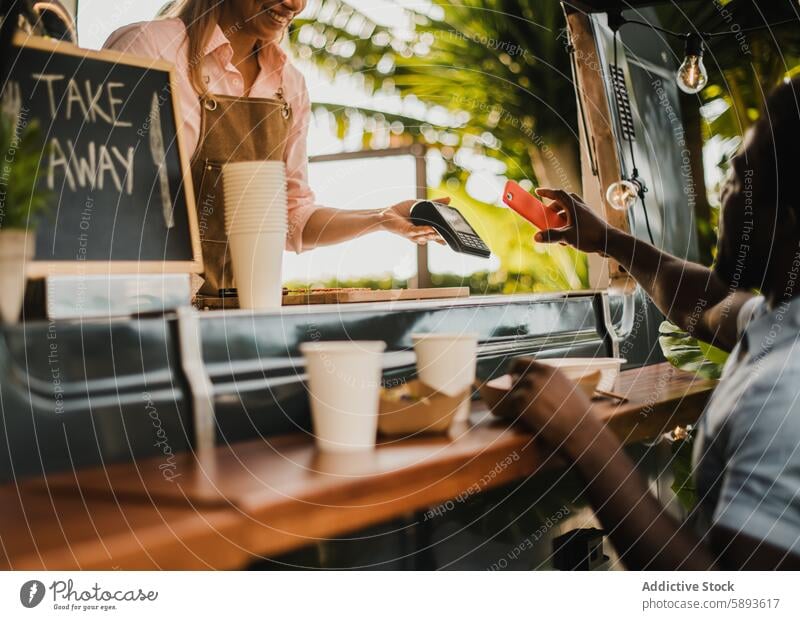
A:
502 180 566 230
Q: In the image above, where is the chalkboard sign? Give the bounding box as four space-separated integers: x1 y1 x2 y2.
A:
5 35 202 276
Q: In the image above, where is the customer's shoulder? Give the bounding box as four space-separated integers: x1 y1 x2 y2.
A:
729 348 800 431
103 18 187 56
736 295 766 338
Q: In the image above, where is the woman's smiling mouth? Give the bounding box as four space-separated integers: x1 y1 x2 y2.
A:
264 5 292 27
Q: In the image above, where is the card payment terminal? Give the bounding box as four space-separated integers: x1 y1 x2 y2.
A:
410 200 491 258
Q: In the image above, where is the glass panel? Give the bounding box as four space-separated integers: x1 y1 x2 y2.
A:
283 155 419 286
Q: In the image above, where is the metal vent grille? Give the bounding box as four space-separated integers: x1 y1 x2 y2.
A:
609 64 636 142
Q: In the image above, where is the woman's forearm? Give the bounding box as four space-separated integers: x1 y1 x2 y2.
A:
565 416 716 570
301 208 385 249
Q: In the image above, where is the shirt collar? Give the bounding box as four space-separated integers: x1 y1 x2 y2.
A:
203 24 288 72
742 295 800 356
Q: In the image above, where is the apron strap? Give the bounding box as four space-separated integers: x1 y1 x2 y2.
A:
275 88 291 119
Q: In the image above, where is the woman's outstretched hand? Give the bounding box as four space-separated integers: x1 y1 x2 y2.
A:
534 188 615 255
380 198 448 245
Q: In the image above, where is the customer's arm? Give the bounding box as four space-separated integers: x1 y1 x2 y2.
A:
534 189 753 352
510 361 800 570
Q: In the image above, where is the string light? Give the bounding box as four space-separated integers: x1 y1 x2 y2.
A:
605 180 639 212
676 34 708 94
610 13 796 98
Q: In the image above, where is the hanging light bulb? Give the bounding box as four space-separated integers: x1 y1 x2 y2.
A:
676 34 708 94
606 180 639 212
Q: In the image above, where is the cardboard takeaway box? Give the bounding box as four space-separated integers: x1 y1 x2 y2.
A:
378 380 469 437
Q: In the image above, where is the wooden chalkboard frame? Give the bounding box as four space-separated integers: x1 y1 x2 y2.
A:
12 33 203 277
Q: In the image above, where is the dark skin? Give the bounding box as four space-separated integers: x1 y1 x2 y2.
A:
534 123 800 351
510 114 800 570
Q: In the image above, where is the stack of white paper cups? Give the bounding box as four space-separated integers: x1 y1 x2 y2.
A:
222 161 288 309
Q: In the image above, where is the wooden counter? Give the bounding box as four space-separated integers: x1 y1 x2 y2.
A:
1 363 715 569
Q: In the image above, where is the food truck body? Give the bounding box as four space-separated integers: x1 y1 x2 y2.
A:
0 1 707 569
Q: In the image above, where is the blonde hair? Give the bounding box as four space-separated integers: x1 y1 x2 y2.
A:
166 0 225 95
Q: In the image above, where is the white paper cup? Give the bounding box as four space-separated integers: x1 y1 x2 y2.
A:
227 226 288 237
228 223 286 229
227 220 288 231
223 180 286 193
222 163 286 180
226 213 287 222
224 165 285 173
227 216 287 229
224 185 286 197
225 205 287 219
226 215 288 231
224 192 287 206
224 176 286 184
223 182 287 194
223 184 287 193
412 333 478 422
227 212 286 223
225 202 288 222
224 200 287 232
226 203 287 214
223 185 286 197
224 161 285 172
223 190 287 207
227 230 285 309
227 215 287 224
225 188 286 196
300 341 387 453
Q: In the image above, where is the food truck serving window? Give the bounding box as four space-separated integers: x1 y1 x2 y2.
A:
71 2 695 299
285 153 422 287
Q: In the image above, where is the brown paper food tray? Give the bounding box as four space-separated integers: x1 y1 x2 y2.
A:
379 380 469 437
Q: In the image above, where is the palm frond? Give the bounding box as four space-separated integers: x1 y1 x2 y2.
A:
292 0 578 186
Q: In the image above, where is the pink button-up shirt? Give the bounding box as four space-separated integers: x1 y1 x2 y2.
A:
104 18 316 252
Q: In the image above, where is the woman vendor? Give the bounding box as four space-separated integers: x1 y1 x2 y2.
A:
104 0 442 295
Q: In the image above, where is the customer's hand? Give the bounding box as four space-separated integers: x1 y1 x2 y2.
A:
380 198 448 245
508 359 599 456
533 188 615 255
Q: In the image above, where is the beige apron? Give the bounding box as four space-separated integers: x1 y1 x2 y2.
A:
191 89 292 295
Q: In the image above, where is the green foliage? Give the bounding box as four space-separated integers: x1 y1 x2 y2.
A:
432 182 588 291
670 434 697 513
284 274 405 291
0 111 50 231
658 321 729 380
291 0 577 187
